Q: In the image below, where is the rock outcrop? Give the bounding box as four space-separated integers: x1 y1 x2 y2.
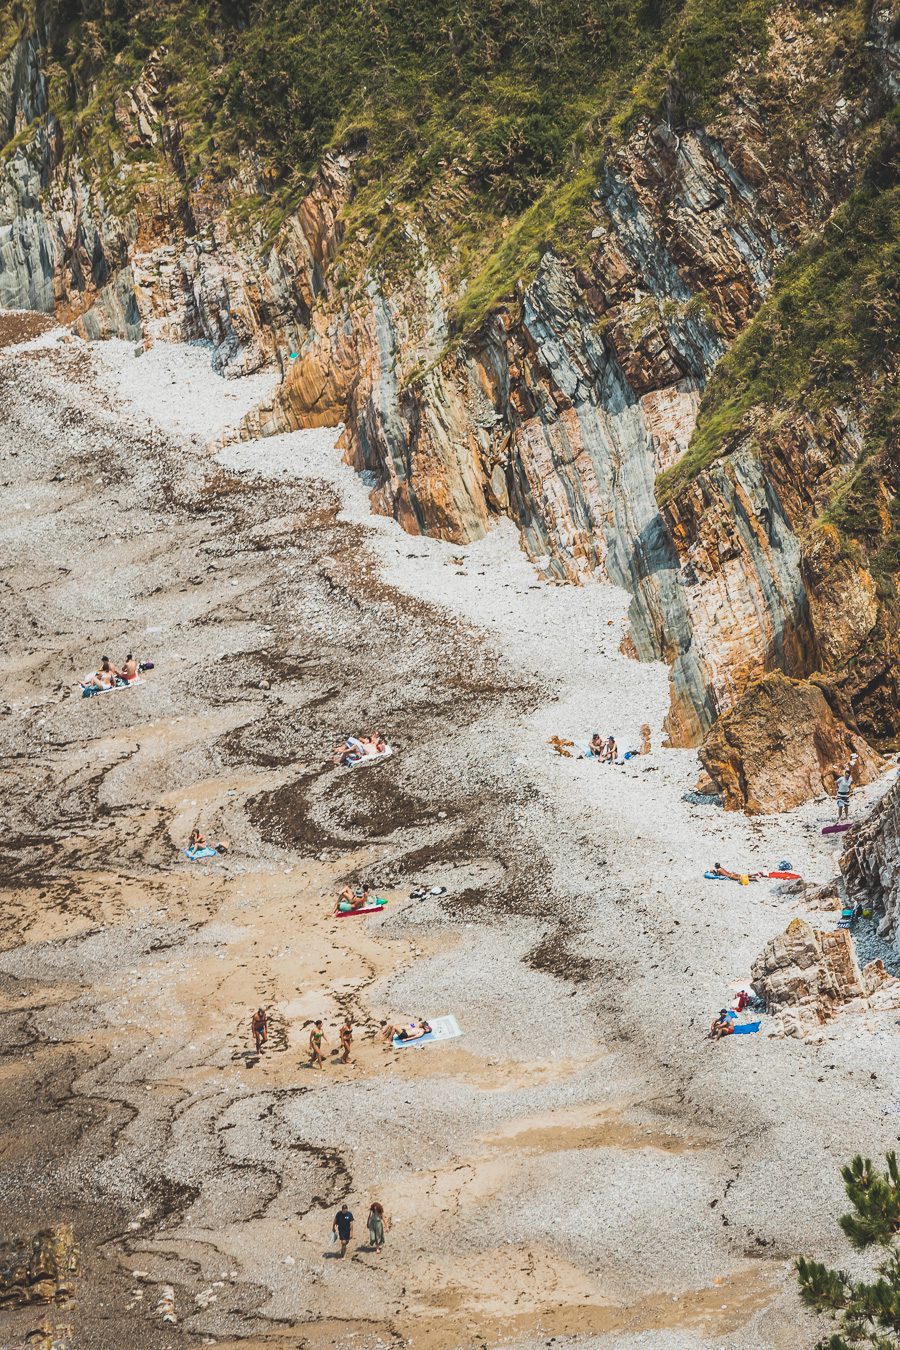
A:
751 917 900 1038
842 777 900 947
699 673 884 814
0 1226 77 1309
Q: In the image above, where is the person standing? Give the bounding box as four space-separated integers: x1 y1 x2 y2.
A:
339 1019 353 1064
309 1019 328 1069
367 1201 388 1251
251 1007 267 1053
836 771 853 821
333 1203 354 1257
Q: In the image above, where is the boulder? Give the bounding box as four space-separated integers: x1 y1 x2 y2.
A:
700 672 883 813
0 1226 77 1309
751 917 900 1037
841 776 900 945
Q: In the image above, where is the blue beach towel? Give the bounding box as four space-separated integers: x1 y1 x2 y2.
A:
732 1021 760 1035
704 871 728 880
184 846 218 860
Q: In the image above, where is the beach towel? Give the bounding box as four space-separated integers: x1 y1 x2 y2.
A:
704 871 729 881
336 897 388 916
822 821 852 835
184 846 218 859
768 871 801 880
392 1014 462 1049
81 676 145 697
732 1022 760 1035
348 746 393 768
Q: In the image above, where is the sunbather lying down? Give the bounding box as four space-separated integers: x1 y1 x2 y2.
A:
382 1019 432 1043
331 733 388 766
710 862 765 882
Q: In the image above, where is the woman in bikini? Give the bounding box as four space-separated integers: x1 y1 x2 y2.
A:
308 1020 328 1068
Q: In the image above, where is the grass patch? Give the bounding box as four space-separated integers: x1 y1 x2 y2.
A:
656 185 900 505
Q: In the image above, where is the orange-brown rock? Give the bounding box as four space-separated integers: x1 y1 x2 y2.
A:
699 673 883 814
751 917 900 1038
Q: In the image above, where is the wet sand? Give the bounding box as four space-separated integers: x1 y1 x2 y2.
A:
1 321 898 1349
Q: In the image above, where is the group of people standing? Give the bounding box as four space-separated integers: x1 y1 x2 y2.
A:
250 1009 354 1067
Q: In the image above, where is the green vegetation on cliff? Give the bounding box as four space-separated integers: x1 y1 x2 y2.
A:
36 0 791 311
656 181 900 510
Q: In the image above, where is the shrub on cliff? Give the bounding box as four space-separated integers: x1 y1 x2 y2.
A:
797 1152 900 1348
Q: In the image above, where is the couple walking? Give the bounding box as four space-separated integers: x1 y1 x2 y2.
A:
333 1201 389 1256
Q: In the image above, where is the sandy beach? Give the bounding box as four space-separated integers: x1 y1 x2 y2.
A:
1 318 898 1350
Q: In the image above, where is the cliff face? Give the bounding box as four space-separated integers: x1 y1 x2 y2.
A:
1 0 897 780
842 777 900 949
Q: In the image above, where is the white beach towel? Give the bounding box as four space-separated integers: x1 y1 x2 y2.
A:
349 745 393 767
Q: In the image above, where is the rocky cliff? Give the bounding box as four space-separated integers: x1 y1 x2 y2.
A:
1 0 897 786
751 915 900 1037
842 776 900 947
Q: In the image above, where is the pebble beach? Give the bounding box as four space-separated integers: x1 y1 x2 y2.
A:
1 318 898 1349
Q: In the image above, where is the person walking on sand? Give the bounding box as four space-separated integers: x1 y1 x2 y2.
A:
309 1019 328 1068
339 1019 353 1064
333 1203 354 1257
367 1201 388 1251
251 1007 267 1053
835 770 853 821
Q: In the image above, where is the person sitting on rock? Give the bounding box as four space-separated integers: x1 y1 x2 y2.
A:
709 1010 734 1040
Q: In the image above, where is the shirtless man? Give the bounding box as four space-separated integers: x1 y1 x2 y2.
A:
120 653 138 682
251 1007 268 1053
589 733 604 758
339 1020 353 1064
336 882 371 912
309 1019 328 1068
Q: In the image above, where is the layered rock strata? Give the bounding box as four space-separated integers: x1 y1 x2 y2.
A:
751 917 900 1038
699 672 884 814
841 778 900 947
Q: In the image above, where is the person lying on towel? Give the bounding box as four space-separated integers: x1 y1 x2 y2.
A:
709 1010 734 1040
331 735 367 765
710 862 765 882
383 1019 432 1042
